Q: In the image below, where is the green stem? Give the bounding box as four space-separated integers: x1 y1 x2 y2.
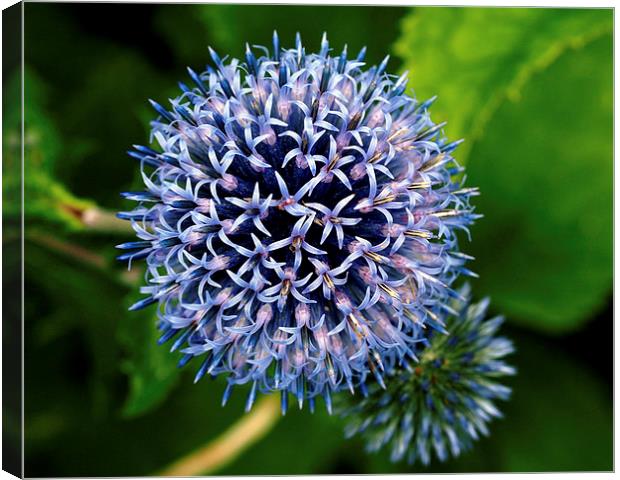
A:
158 395 281 476
26 230 140 287
27 231 107 269
80 207 132 233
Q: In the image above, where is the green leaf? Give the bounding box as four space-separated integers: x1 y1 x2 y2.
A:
395 7 612 162
395 8 612 331
466 34 612 331
116 293 182 417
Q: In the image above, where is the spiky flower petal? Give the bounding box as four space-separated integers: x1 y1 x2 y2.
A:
341 285 515 465
118 33 479 412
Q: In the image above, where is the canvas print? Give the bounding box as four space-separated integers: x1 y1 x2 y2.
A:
2 2 613 476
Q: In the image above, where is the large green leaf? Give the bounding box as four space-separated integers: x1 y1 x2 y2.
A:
467 34 612 331
395 8 612 331
395 7 612 161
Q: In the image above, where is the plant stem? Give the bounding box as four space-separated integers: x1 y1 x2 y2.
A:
158 395 281 476
27 231 107 269
81 207 132 233
26 230 140 287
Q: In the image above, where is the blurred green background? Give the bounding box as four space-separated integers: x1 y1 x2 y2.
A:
3 4 612 475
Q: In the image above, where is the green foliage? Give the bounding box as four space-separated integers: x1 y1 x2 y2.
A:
3 69 96 231
468 35 613 331
19 4 612 476
395 7 612 161
117 293 182 417
396 8 612 332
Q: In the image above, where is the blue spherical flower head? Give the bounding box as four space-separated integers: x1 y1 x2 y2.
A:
341 285 515 465
117 32 479 414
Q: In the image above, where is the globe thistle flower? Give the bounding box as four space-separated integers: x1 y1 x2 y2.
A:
117 32 479 413
341 285 515 465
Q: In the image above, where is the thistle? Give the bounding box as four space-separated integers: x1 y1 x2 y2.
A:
341 285 515 465
117 32 479 413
